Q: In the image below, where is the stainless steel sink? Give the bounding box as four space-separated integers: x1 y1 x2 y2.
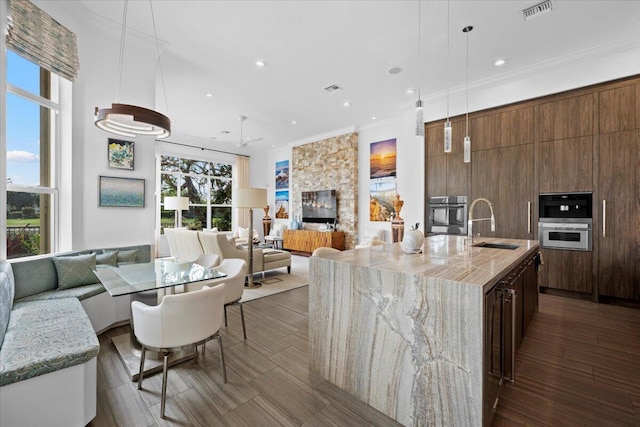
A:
472 242 520 250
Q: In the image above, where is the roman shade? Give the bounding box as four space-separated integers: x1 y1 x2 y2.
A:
6 0 79 81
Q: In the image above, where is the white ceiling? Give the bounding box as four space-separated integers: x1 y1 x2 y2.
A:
56 1 640 153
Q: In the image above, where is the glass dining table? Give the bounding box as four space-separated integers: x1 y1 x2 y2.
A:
93 258 227 381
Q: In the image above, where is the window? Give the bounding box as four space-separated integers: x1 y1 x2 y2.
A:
160 155 233 232
5 51 60 259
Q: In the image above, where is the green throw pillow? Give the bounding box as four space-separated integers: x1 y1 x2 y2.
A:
117 249 138 264
96 250 119 266
52 253 99 290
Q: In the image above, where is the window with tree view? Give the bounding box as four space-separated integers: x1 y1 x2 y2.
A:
5 51 58 259
160 156 233 232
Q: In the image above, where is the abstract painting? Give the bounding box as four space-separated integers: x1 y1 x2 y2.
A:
107 138 134 170
275 190 289 219
99 176 145 207
275 160 289 189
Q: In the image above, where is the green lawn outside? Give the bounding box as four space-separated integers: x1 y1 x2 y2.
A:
7 218 41 227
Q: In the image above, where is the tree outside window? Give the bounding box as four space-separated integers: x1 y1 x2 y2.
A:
160 156 232 233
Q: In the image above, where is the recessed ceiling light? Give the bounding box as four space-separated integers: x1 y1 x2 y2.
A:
255 60 266 67
371 116 377 120
406 88 415 94
221 130 230 134
494 59 506 67
204 91 214 97
388 67 402 75
343 101 351 107
291 120 297 125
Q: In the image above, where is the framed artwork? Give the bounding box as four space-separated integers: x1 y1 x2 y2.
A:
107 138 135 170
370 138 397 179
369 179 396 222
99 176 145 207
275 190 289 219
275 160 289 189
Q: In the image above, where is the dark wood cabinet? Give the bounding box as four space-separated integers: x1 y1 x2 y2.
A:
425 119 469 197
599 84 640 133
537 94 594 142
538 248 593 294
500 107 534 147
522 255 538 335
597 129 640 300
537 136 593 193
471 144 534 239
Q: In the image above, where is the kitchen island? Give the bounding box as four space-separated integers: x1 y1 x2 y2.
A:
308 235 540 427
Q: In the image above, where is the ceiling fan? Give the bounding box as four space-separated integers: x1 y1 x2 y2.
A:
235 115 263 148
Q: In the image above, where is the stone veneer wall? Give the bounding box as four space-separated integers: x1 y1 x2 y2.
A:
291 132 358 249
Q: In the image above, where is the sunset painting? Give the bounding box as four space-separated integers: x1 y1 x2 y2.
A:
370 138 397 179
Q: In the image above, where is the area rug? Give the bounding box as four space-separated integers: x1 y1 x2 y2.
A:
240 254 309 302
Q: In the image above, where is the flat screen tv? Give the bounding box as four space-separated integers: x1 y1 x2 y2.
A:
302 190 337 223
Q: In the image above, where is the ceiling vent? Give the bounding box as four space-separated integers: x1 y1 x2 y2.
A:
324 84 343 93
522 0 553 21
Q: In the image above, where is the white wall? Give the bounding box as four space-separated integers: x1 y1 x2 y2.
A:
37 2 159 251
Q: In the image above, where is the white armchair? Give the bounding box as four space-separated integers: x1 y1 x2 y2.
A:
198 232 264 273
185 258 248 339
132 284 227 418
164 228 219 268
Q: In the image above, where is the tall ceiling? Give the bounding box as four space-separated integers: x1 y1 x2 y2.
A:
52 1 640 153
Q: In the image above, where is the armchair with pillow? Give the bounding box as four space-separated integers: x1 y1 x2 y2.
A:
265 223 288 248
355 228 386 249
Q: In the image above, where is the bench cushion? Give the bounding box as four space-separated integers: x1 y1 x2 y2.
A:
0 298 100 387
15 283 105 303
0 263 15 348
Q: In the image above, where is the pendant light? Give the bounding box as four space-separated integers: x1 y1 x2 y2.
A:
94 0 171 139
443 0 452 153
463 25 473 163
415 0 424 138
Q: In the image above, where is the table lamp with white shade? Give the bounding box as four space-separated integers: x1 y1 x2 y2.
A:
164 196 189 228
235 188 267 288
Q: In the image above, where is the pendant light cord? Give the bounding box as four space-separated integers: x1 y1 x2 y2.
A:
115 0 128 103
446 0 450 120
150 0 170 118
417 0 421 100
465 27 470 136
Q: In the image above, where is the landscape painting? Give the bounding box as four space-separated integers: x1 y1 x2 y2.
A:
275 160 289 189
370 138 397 179
369 180 396 222
99 176 145 207
275 190 289 219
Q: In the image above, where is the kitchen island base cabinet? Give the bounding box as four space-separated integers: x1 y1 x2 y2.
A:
309 236 540 427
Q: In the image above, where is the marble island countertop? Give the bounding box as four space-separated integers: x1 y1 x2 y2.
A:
309 235 540 426
321 234 539 291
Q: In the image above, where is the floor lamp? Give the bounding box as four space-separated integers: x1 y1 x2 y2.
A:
235 188 267 288
164 196 189 228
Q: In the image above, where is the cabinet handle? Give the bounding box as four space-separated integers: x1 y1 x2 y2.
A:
527 201 532 234
602 200 606 238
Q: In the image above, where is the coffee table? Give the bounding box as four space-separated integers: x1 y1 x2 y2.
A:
93 259 226 381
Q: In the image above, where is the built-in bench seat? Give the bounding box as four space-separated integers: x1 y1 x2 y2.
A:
0 298 99 387
0 243 151 426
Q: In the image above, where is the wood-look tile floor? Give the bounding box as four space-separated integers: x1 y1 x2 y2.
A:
89 287 402 427
90 288 640 427
494 294 640 426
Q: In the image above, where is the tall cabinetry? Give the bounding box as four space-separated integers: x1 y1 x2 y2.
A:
424 75 640 303
535 93 595 295
597 84 640 300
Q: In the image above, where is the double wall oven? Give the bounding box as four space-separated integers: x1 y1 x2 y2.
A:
427 196 468 235
538 192 592 251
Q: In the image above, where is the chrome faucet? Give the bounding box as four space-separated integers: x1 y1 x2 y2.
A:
468 198 496 243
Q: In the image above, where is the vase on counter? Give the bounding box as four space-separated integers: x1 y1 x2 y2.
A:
401 223 424 254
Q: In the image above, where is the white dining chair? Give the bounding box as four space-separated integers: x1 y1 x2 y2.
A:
132 284 227 418
185 258 248 339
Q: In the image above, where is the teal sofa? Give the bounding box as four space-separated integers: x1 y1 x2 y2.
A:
0 244 150 426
